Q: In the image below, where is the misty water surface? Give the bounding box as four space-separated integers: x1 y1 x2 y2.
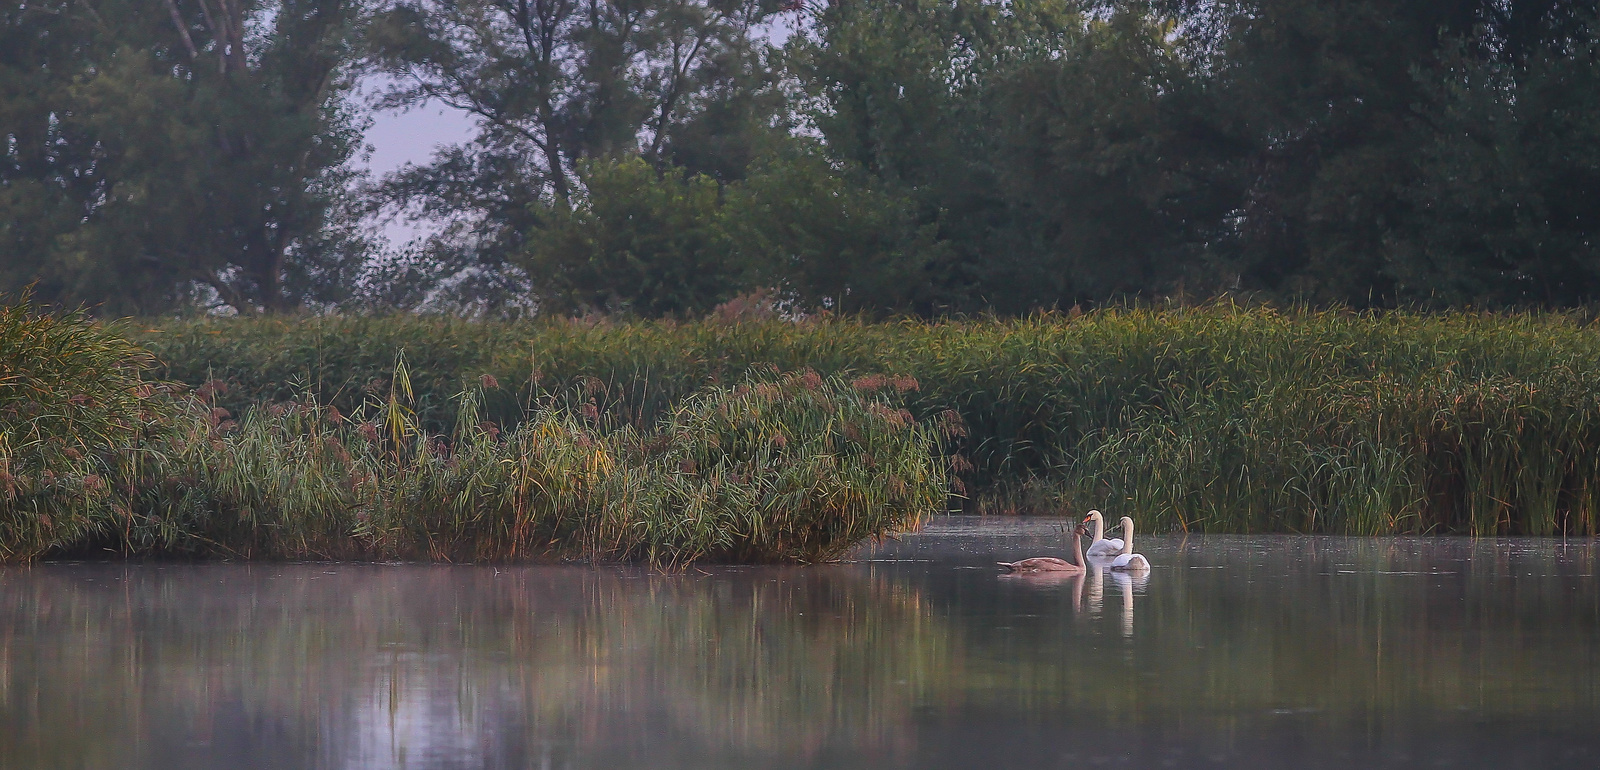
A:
2 517 1598 769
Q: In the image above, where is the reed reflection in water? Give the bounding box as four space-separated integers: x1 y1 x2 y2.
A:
2 517 1600 769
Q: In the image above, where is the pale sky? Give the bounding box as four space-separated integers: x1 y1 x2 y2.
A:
363 102 475 179
360 94 476 244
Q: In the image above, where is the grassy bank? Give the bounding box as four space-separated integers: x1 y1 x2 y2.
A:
3 307 946 563
139 306 1600 536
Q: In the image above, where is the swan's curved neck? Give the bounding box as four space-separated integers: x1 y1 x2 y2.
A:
1120 519 1135 555
1089 514 1104 541
1070 525 1085 566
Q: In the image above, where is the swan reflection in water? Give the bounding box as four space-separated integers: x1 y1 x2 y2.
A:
998 523 1152 636
1108 567 1150 637
997 564 1150 636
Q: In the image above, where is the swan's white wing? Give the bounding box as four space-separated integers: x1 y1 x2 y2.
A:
1110 553 1150 571
1086 538 1123 558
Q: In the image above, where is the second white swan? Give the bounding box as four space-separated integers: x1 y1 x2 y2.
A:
1110 516 1150 572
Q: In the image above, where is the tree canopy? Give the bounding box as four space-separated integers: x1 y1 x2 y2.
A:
5 0 1600 315
1 0 367 314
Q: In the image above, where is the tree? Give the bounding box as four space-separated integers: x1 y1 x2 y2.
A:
1160 0 1600 305
365 0 792 310
722 145 943 313
0 0 369 314
980 8 1226 307
1391 15 1600 305
523 156 734 315
0 0 110 306
790 0 1221 312
794 0 1600 310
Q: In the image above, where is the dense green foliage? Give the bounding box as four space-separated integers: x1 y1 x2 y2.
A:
0 300 169 552
8 0 1600 314
142 306 1600 535
14 298 1600 557
365 0 1600 313
1 304 945 562
0 0 367 314
360 0 795 314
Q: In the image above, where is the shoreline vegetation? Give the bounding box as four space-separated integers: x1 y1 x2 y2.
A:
1 303 947 564
10 301 1600 562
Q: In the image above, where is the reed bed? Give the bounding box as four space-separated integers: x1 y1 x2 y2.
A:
141 306 1600 535
1 302 171 558
3 306 946 563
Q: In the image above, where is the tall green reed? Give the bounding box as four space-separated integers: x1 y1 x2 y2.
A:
0 300 173 559
140 305 1600 535
118 369 944 564
4 300 948 563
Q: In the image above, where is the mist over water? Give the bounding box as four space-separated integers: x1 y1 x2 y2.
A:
3 518 1598 769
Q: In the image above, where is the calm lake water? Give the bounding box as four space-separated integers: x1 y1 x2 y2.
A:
3 517 1599 769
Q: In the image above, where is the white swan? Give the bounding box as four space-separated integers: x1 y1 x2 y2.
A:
1082 510 1124 558
1109 516 1150 572
998 522 1090 574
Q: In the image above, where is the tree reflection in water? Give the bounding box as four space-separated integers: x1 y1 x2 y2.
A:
2 523 1600 769
0 565 959 768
